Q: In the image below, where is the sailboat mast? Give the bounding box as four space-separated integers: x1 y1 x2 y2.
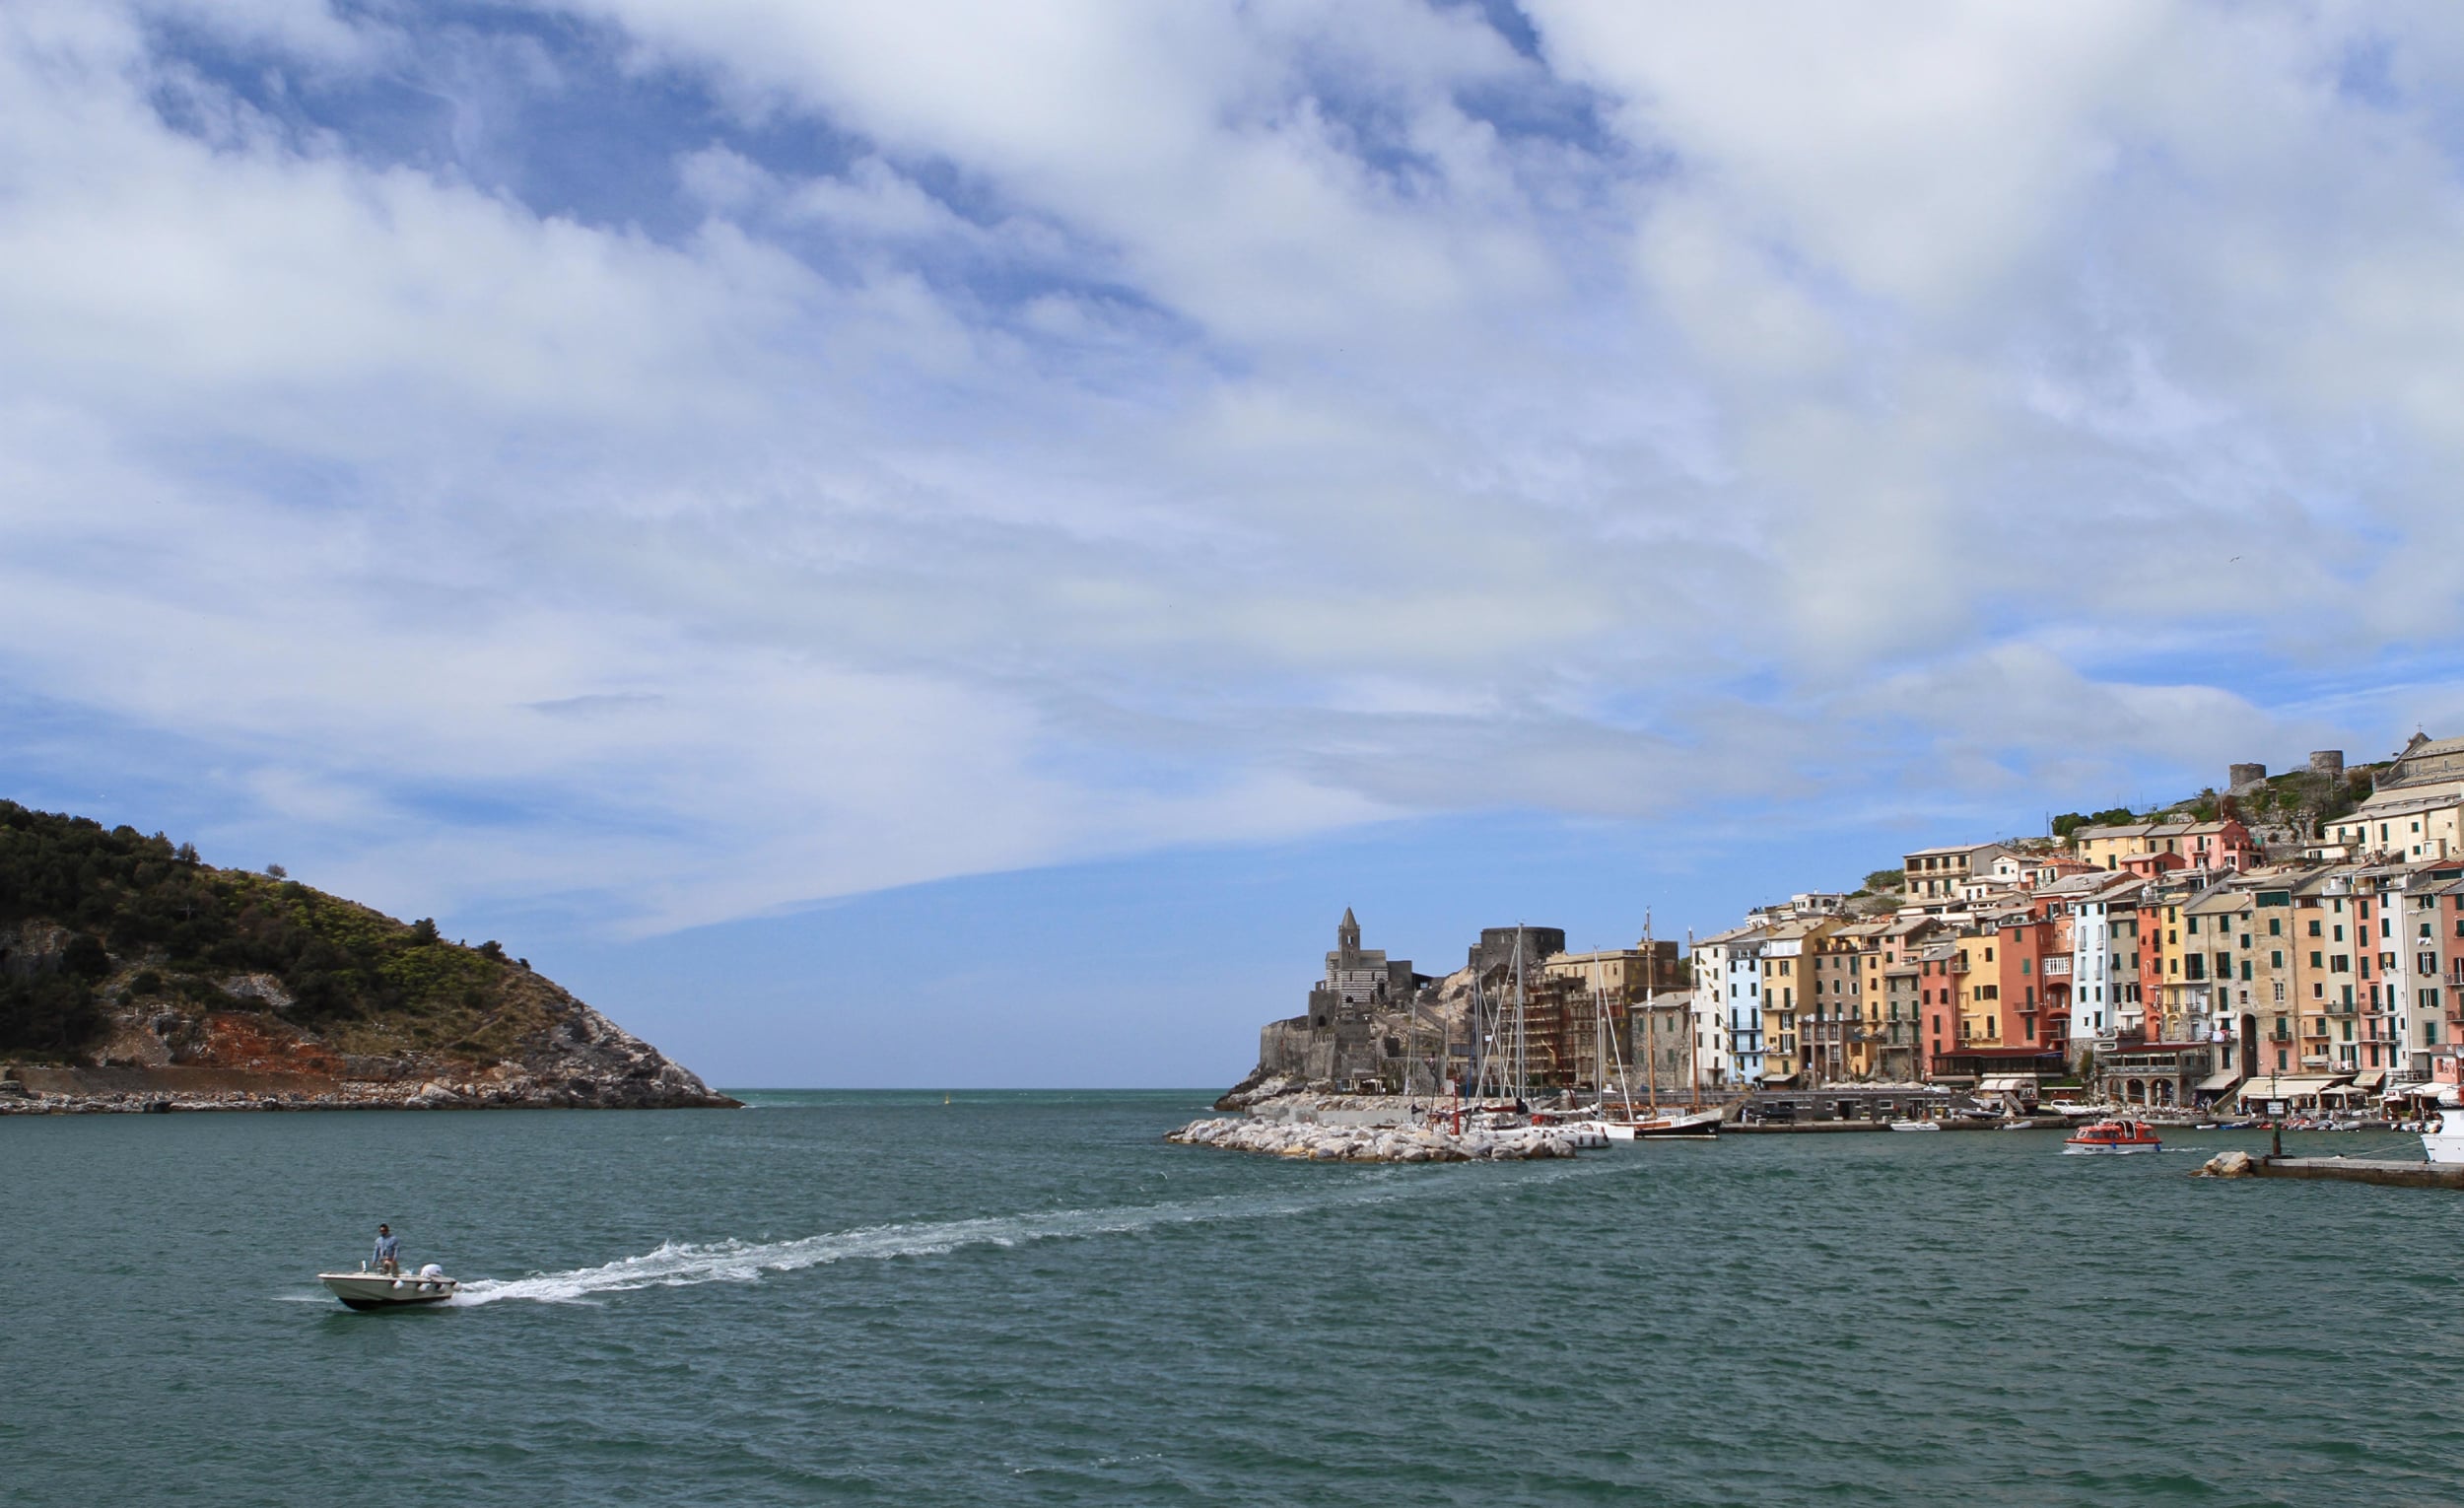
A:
1471 978 1491 1102
1498 926 1518 1104
1647 994 1661 1115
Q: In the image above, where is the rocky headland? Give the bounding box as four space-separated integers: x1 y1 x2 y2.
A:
1166 1115 1581 1162
0 800 735 1114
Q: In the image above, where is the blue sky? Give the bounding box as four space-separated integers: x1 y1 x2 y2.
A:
6 1 2464 1085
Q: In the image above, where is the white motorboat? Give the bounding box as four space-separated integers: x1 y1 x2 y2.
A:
1887 1120 1942 1132
2424 1108 2464 1165
319 1264 458 1310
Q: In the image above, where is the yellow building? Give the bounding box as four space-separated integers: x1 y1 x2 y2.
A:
2282 871 2365 1077
1902 843 2008 902
1953 927 2004 1047
2076 821 2242 873
1756 917 1839 1082
2074 823 2160 871
1540 940 1683 1004
2210 878 2298 1082
1807 922 1887 1081
2325 793 2464 863
2145 884 2204 1042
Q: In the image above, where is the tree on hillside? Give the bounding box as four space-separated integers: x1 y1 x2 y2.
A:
0 800 518 1058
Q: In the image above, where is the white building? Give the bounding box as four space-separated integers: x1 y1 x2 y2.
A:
1687 925 1766 1087
2065 875 2145 1045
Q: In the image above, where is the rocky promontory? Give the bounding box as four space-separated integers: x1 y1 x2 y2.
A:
0 800 735 1114
1167 1115 1580 1162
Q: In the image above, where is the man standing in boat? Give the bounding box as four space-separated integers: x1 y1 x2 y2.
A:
373 1223 401 1275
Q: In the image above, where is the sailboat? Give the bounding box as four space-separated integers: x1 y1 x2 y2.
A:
1580 949 1721 1141
1447 931 1538 1131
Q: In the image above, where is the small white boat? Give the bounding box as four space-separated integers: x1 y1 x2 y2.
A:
1887 1120 1941 1132
2424 1108 2464 1165
319 1265 458 1310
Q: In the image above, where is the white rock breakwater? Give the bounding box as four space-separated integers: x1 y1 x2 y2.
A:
1166 1116 1580 1162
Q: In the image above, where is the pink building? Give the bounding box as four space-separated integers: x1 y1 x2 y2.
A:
2182 818 2258 872
2438 878 2464 1088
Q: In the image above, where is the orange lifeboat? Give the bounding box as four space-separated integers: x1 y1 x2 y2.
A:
2063 1119 2162 1154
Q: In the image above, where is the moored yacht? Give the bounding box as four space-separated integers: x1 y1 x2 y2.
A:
1599 1107 1723 1139
2423 1107 2464 1165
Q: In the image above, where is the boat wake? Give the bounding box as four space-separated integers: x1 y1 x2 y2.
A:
450 1177 1461 1307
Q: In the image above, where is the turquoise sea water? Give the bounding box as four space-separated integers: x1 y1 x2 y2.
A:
7 1092 2464 1506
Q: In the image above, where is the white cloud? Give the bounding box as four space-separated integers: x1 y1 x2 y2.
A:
4 0 2463 931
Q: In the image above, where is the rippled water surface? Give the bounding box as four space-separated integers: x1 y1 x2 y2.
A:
9 1093 2464 1505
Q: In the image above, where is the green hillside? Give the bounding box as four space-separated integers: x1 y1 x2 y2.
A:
0 800 537 1062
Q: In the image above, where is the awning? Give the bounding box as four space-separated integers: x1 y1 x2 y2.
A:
2193 1070 2242 1093
2382 1081 2443 1099
1978 1074 2037 1093
2237 1075 2343 1104
2350 1069 2386 1090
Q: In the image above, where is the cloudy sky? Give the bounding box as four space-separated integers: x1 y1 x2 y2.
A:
7 0 2464 1084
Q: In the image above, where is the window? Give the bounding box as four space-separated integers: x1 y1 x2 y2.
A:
2309 920 2322 937
2270 918 2282 936
2310 951 2323 969
2272 950 2284 968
